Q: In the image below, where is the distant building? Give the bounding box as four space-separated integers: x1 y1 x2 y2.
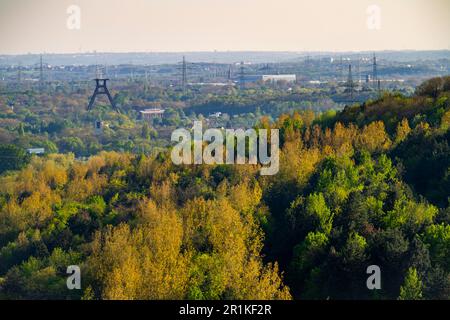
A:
261 74 297 83
27 148 45 155
309 80 328 85
209 112 222 118
94 120 104 135
239 74 297 84
140 108 165 121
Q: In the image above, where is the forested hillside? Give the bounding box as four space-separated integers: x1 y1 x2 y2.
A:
0 77 449 300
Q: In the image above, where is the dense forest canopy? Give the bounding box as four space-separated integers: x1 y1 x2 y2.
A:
0 76 449 300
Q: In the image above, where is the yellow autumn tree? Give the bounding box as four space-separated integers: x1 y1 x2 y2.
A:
395 118 411 144
440 109 450 131
331 122 358 157
86 200 188 300
179 197 291 300
277 140 322 187
356 121 391 153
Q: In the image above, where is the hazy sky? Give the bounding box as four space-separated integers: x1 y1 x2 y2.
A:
0 0 449 54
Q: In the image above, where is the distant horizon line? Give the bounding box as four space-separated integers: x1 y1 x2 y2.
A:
1 49 450 57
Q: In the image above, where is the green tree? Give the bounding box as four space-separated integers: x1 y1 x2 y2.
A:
416 77 443 99
0 144 31 174
141 123 151 140
305 193 333 234
399 268 423 300
17 123 25 136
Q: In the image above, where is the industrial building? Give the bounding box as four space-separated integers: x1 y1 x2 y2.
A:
261 74 297 83
27 148 45 155
140 108 165 121
239 74 296 84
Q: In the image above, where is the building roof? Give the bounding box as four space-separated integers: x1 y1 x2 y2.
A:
27 148 45 154
140 108 165 114
209 112 222 118
262 74 297 81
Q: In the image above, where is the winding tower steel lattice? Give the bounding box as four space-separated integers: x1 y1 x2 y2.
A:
87 78 119 112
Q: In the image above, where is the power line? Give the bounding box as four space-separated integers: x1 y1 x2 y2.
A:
239 61 245 89
347 64 354 99
372 53 377 80
18 62 22 83
39 54 44 91
181 56 187 91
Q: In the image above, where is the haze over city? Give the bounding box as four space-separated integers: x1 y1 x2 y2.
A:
0 0 449 54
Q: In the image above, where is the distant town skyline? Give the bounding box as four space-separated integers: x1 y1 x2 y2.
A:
0 0 449 55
